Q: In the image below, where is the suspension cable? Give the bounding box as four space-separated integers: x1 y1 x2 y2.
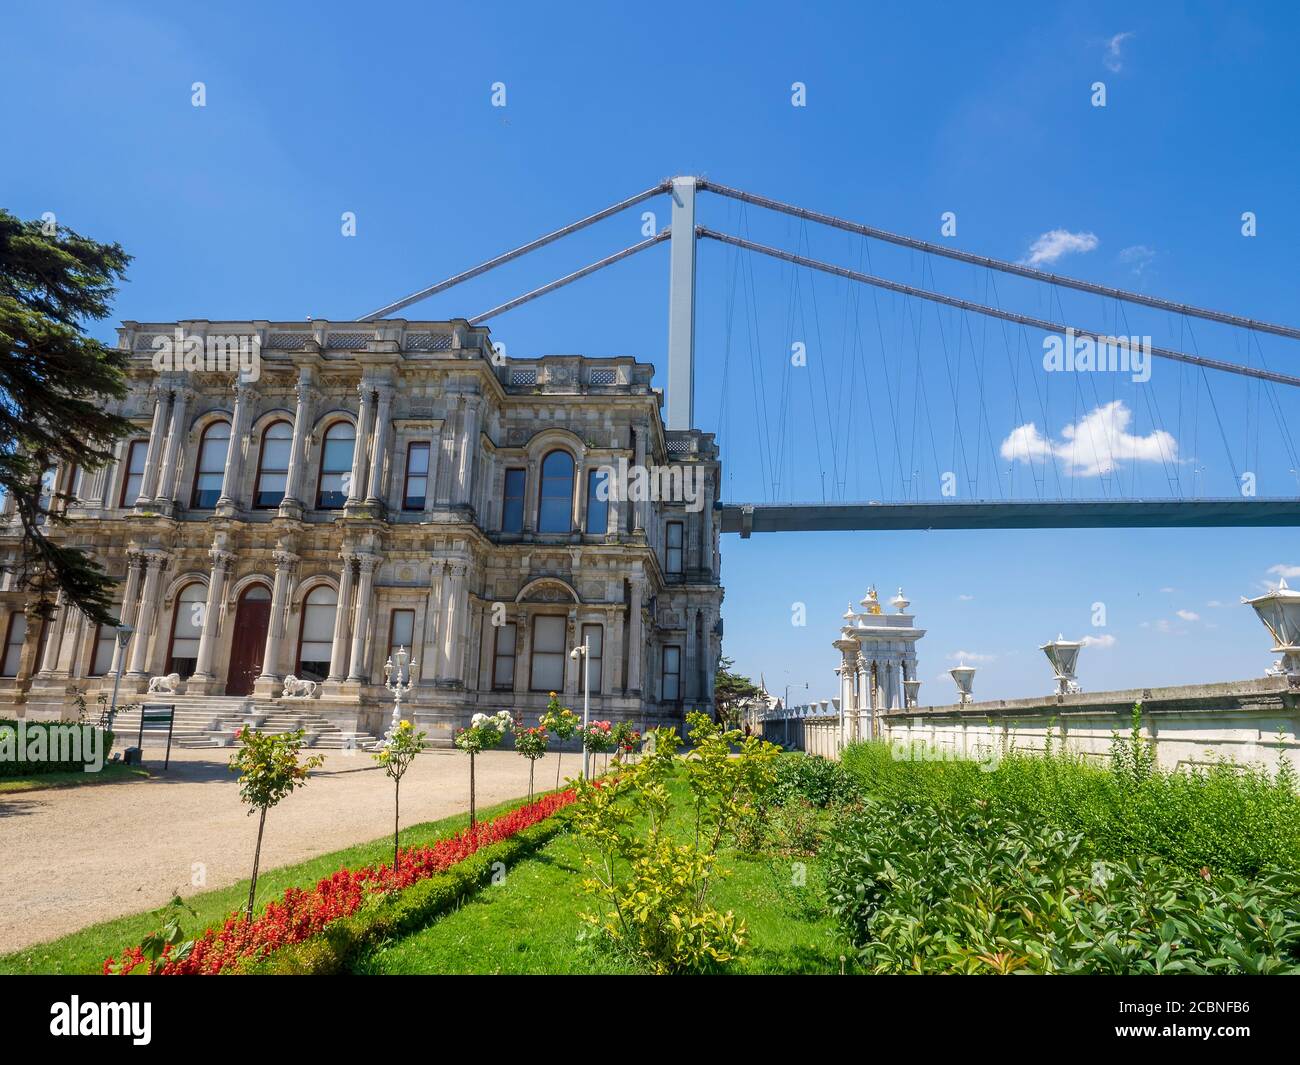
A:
696 227 1300 389
361 181 671 320
700 180 1300 341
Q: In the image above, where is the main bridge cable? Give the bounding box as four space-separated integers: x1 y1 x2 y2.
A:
467 230 671 324
699 180 1300 342
360 181 672 321
695 227 1300 390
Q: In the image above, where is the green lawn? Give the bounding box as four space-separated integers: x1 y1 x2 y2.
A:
0 762 149 794
356 778 854 975
0 791 545 976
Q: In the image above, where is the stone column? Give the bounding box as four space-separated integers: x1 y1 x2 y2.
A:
455 395 481 506
346 382 374 507
327 552 355 682
216 378 256 510
364 385 393 506
423 563 447 679
281 366 315 513
126 552 168 679
37 595 67 675
563 608 579 697
626 575 644 693
701 470 715 577
110 552 146 675
191 547 235 689
632 427 646 534
439 562 467 683
136 389 172 505
256 549 298 691
347 553 378 681
608 605 625 693
154 387 191 506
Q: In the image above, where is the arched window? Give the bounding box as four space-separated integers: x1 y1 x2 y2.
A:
317 421 355 509
167 582 207 678
537 449 574 533
119 439 149 507
191 421 231 508
255 420 293 508
296 585 337 682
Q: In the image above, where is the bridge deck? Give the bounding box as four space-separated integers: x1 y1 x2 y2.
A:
718 499 1300 535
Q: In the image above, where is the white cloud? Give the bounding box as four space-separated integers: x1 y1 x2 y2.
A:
1206 600 1225 608
1104 31 1135 72
1020 229 1100 267
948 650 996 664
1267 564 1300 579
1119 244 1155 275
1175 609 1200 622
1000 401 1178 477
957 593 975 601
1159 586 1177 594
1081 633 1116 648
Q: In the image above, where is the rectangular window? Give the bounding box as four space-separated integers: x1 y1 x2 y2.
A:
403 443 429 510
585 468 610 536
661 645 681 702
666 521 684 575
388 608 415 658
492 621 517 690
581 623 603 693
502 468 526 533
529 615 566 692
1 613 27 677
119 441 148 507
89 623 118 677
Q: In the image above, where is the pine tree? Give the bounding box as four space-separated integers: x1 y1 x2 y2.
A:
0 209 133 624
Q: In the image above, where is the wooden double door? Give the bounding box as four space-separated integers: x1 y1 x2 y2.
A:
225 585 271 696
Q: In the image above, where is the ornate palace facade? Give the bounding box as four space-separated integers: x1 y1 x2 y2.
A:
0 319 723 743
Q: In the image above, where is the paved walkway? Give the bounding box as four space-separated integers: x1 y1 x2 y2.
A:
0 747 550 954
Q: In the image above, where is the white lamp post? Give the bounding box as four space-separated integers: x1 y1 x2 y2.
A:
1041 634 1083 696
569 635 591 778
1244 577 1300 677
381 645 417 744
107 622 134 732
949 662 976 705
904 678 922 708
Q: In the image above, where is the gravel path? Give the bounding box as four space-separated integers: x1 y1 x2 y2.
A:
0 747 552 954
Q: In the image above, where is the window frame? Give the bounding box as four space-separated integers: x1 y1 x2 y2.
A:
295 583 338 682
402 442 430 511
581 622 603 693
190 420 232 510
492 620 517 691
387 608 416 660
661 644 682 702
316 420 357 510
254 419 294 509
119 440 148 508
1 612 27 677
165 581 207 679
88 622 118 677
501 467 527 533
585 467 610 536
528 613 567 692
666 520 685 575
536 449 575 534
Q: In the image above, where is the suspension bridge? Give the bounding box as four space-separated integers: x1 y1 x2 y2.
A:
361 176 1300 535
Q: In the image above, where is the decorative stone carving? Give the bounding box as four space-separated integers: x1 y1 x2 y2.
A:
148 673 181 694
282 674 317 698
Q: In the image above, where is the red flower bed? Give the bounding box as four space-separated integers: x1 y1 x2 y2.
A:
105 789 577 975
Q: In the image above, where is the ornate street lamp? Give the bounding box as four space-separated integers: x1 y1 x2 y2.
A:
904 678 922 708
107 622 134 732
949 663 976 705
1041 634 1083 696
1243 578 1300 677
381 645 418 744
570 636 592 778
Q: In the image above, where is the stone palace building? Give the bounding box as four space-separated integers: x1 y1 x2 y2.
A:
0 319 723 744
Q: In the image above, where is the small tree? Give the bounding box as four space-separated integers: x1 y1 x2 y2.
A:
372 719 426 873
454 711 511 828
228 727 324 922
513 722 549 802
713 656 763 728
539 693 580 788
580 719 614 775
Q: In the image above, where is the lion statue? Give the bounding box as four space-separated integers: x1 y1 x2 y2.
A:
147 673 181 694
282 674 317 698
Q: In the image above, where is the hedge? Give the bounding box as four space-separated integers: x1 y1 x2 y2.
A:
0 719 115 777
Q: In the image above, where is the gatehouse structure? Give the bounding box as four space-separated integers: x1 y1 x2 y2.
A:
0 319 723 745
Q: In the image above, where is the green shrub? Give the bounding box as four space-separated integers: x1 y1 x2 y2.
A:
825 797 1300 974
771 753 860 808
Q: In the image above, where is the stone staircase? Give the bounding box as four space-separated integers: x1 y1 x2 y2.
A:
109 694 380 750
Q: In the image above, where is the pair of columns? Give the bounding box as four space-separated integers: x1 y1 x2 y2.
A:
136 386 192 509
217 368 315 515
325 549 382 684
420 560 469 684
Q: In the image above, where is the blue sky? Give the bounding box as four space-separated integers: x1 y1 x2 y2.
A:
5 0 1300 702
